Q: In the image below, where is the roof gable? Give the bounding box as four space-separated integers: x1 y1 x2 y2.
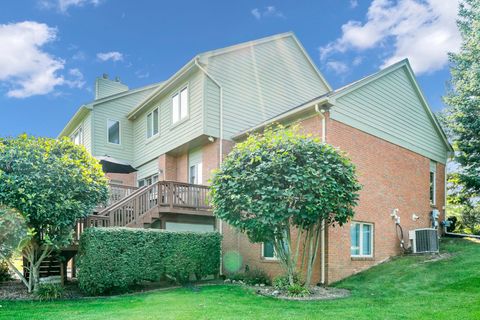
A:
329 59 452 163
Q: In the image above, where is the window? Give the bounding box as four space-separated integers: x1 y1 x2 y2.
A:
138 174 159 187
430 171 436 206
172 87 188 124
262 241 277 260
189 162 202 184
350 222 373 257
107 120 120 144
71 127 83 145
147 108 159 138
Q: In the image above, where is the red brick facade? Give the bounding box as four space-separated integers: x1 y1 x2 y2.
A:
218 113 446 284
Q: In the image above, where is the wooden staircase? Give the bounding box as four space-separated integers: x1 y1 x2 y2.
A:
76 181 212 238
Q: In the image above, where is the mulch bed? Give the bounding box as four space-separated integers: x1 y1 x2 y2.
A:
252 284 350 301
0 280 83 300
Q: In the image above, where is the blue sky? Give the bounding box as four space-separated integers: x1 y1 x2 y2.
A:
0 0 461 138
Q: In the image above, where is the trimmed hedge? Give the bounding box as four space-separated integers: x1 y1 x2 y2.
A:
77 227 221 295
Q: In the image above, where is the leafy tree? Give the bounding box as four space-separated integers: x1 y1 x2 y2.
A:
460 205 480 234
211 126 361 287
0 135 108 292
0 206 30 285
444 0 480 202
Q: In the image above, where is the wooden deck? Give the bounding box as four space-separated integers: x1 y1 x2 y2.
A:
74 181 212 240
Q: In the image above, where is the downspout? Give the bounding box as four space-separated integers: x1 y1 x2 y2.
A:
195 58 224 274
315 104 327 285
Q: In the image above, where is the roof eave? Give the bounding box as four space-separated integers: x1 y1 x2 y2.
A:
57 105 92 138
233 96 331 140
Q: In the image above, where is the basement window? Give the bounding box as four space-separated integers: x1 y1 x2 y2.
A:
147 107 159 138
262 241 278 260
172 86 188 124
350 222 373 257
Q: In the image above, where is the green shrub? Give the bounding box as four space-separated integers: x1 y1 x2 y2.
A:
287 283 310 297
77 228 221 295
273 273 303 290
244 268 271 285
35 283 64 300
0 260 11 283
228 268 271 285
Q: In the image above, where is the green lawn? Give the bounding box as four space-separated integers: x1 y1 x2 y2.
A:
1 238 480 320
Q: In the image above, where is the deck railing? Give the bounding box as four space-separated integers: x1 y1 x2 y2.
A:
74 181 211 240
96 183 138 211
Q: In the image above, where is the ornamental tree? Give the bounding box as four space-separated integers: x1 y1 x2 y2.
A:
443 0 480 202
0 135 109 292
210 126 361 287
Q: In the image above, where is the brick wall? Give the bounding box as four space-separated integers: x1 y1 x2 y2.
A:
324 116 445 283
220 113 446 284
105 172 137 186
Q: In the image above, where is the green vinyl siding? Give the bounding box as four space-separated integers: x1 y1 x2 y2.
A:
92 87 156 163
95 78 129 100
203 76 220 137
132 70 204 168
330 65 448 164
136 159 160 181
203 35 330 139
81 112 92 152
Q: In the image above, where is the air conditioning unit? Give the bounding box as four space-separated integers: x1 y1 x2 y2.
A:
408 228 439 253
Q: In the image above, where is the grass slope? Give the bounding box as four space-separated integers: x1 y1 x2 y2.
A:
1 238 479 320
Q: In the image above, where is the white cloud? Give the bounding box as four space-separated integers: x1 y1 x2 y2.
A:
352 56 363 66
135 70 149 79
350 0 358 9
0 21 86 98
251 6 284 20
96 51 123 62
319 0 461 74
64 68 85 88
0 21 63 98
39 0 102 13
326 61 349 74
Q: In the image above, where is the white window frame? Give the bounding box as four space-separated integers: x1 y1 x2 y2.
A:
189 162 203 185
71 126 83 145
171 85 189 125
107 119 121 145
430 171 436 206
138 174 159 188
261 241 279 260
350 221 374 258
146 107 159 139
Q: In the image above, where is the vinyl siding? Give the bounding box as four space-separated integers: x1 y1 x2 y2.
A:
92 88 156 163
203 35 329 138
136 159 159 181
204 76 220 137
330 66 448 164
82 112 92 152
132 70 204 167
95 78 129 99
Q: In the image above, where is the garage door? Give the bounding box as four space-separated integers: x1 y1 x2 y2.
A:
165 222 214 232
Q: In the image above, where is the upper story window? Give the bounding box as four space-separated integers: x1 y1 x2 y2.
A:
71 127 83 145
107 119 120 145
172 86 188 124
351 222 373 257
430 163 437 206
147 108 159 138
